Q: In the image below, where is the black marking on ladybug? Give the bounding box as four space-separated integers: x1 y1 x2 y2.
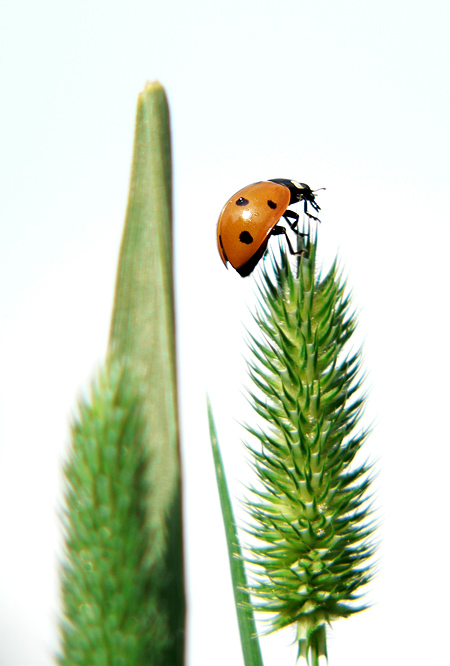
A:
237 239 269 277
236 197 249 206
219 234 229 264
267 199 277 209
239 231 253 244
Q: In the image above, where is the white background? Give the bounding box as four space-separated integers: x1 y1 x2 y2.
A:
1 1 450 664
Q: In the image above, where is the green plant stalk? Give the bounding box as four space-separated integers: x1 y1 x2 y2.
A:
59 82 184 666
244 235 375 663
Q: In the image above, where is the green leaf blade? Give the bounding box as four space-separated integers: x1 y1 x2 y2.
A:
207 398 264 666
107 81 184 665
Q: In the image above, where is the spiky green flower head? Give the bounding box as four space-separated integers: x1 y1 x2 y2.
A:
59 359 169 666
244 233 375 660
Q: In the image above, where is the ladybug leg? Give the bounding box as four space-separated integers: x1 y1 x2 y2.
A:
271 226 305 256
283 209 299 230
283 210 308 237
304 200 321 223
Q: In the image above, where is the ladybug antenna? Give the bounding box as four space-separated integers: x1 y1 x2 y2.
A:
312 187 326 193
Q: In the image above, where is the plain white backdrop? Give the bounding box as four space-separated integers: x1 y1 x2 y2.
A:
1 0 450 664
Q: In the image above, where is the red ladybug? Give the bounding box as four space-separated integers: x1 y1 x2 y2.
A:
217 178 323 277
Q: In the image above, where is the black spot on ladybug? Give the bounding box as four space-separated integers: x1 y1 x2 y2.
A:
239 231 253 244
236 197 249 206
267 199 277 209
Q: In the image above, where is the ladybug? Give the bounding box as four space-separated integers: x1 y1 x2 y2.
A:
217 178 324 277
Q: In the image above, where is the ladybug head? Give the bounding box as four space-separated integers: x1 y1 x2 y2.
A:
269 178 325 205
292 181 315 202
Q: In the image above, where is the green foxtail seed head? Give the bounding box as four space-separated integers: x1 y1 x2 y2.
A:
59 360 169 666
244 236 375 657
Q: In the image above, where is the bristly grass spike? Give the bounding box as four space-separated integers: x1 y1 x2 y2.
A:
242 230 376 664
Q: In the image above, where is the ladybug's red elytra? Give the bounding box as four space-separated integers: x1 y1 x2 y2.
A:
217 178 324 277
